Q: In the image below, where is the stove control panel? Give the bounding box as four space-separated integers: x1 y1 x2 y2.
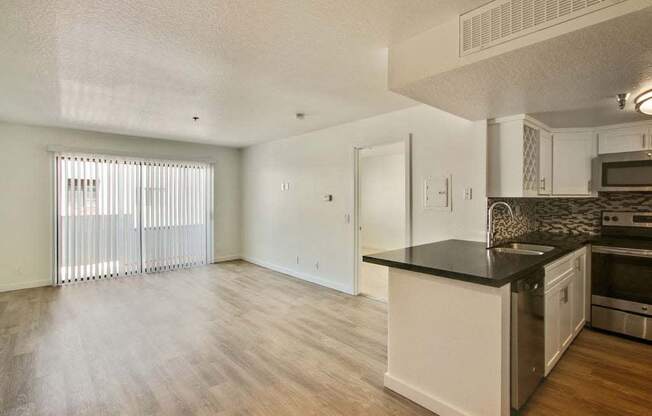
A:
602 211 652 228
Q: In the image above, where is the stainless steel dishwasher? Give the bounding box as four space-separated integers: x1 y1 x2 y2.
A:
511 269 545 412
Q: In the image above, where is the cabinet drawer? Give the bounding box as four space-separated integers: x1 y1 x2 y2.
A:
544 253 574 290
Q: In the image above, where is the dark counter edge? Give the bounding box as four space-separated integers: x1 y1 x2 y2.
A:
362 235 593 288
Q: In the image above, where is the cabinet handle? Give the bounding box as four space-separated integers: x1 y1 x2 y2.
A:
540 177 546 191
643 134 647 149
561 287 569 304
587 180 592 193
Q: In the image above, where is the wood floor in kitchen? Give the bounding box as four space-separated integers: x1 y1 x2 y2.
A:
0 261 650 416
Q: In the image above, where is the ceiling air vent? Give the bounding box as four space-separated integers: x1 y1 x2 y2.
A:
460 0 624 56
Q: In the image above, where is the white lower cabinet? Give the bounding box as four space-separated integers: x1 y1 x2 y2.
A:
571 252 587 334
544 246 587 376
544 269 572 374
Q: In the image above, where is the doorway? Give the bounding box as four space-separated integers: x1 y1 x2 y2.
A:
354 138 411 301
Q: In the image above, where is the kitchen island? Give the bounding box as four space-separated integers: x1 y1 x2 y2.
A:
363 237 588 416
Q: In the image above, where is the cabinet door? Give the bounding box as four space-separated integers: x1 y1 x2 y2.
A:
559 281 573 351
538 130 553 195
598 126 649 154
544 287 560 376
552 132 596 195
572 254 586 335
522 124 541 197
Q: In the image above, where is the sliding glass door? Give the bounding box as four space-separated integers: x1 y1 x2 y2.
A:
55 154 213 284
141 161 211 273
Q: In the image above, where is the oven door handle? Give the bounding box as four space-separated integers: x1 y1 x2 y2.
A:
592 246 652 258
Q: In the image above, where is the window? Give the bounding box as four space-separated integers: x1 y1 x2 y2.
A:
55 154 213 284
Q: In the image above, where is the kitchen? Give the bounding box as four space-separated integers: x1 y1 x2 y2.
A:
364 114 652 415
359 3 652 414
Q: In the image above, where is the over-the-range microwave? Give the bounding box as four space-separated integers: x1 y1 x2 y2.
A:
592 150 652 192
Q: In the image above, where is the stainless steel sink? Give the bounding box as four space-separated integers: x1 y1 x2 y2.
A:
490 243 555 256
500 243 555 252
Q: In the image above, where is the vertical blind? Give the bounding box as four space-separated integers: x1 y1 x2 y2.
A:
55 153 213 284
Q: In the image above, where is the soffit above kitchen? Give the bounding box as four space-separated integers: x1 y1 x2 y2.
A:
389 0 652 126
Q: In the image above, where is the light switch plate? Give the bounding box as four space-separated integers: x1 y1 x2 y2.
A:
464 187 473 200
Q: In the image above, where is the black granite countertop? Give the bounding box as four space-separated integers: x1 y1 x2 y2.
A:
362 232 593 287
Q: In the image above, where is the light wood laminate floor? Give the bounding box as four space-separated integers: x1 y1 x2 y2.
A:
0 261 650 416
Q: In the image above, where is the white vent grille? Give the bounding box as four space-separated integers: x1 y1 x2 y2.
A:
460 0 623 56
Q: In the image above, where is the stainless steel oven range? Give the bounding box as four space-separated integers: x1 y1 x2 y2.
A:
591 211 652 341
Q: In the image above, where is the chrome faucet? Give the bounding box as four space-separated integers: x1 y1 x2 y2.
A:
487 201 514 248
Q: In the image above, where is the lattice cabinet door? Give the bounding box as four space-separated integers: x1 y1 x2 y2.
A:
522 125 540 196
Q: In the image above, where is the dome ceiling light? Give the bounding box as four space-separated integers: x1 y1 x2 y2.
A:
635 89 652 115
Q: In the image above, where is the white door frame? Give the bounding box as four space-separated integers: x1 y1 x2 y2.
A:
352 134 412 296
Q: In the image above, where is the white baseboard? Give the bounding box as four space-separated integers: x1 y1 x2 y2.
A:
0 279 52 293
242 256 354 295
213 254 241 263
384 372 468 416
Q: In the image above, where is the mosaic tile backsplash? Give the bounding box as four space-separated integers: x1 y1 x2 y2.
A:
488 193 652 242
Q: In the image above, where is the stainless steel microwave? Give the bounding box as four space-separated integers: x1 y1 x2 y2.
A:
592 151 652 192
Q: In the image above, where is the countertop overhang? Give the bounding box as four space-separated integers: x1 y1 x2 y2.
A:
363 233 594 287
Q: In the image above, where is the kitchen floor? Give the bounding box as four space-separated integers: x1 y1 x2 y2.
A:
522 329 652 416
0 261 650 416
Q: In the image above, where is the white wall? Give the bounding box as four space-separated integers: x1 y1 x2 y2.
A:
242 104 487 294
360 149 405 251
0 121 241 292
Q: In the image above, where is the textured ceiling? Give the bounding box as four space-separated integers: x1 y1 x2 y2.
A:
395 7 652 127
530 105 650 129
0 0 485 147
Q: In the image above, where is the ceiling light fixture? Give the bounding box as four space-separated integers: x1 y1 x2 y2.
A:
616 93 629 110
635 89 652 115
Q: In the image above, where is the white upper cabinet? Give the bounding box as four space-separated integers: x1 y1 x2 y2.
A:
488 117 652 198
539 130 553 196
552 131 597 196
487 116 548 197
597 125 651 154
